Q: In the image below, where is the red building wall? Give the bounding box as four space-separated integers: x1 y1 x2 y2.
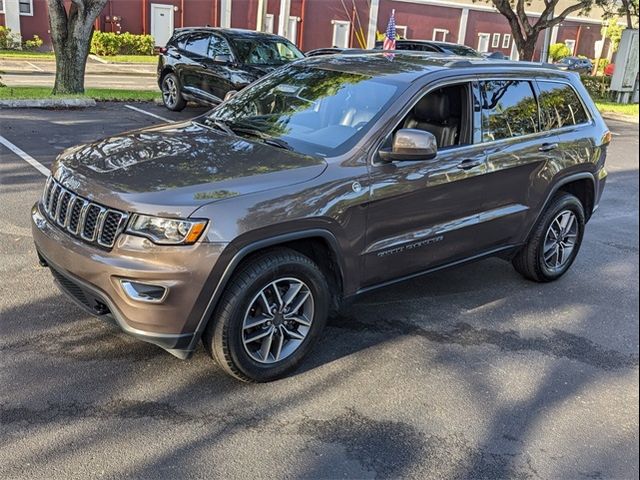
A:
377 1 461 44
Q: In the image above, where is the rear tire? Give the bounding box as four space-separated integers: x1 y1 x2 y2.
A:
161 73 186 111
203 248 330 382
512 192 585 282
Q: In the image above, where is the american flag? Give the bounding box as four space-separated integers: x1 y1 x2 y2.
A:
383 9 396 50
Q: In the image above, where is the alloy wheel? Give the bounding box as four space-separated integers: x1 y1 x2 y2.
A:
162 76 178 108
242 277 314 364
543 210 579 271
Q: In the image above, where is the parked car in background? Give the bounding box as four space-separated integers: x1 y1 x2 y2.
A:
305 47 368 57
374 39 483 57
157 27 304 110
484 51 510 60
34 52 610 382
555 56 593 74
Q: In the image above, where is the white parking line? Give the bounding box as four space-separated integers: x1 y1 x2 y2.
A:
26 61 44 72
124 104 171 123
0 135 49 177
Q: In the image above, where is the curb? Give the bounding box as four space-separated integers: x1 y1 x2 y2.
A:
0 98 97 108
601 113 639 124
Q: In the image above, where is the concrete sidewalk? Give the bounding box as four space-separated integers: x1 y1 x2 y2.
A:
0 57 156 76
1 72 157 90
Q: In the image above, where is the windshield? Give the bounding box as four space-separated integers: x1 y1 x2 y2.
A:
203 65 399 156
234 39 304 65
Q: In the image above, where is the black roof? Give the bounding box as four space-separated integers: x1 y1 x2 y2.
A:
173 27 290 42
300 51 568 84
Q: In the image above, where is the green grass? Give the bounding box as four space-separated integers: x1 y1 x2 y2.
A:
95 54 158 64
0 50 157 64
595 101 639 117
0 50 55 60
0 86 160 102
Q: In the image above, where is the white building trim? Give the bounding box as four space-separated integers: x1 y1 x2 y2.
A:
457 7 469 45
367 0 381 48
391 0 607 25
220 0 232 28
278 0 292 38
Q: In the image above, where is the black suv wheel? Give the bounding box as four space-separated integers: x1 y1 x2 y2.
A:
512 192 585 282
204 248 330 382
161 73 187 111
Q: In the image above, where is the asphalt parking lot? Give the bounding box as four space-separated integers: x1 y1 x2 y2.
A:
1 104 638 479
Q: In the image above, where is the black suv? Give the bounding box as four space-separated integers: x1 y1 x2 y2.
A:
34 53 610 382
157 27 304 110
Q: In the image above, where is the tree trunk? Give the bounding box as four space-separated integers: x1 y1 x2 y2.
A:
47 0 107 95
517 36 538 61
52 35 92 94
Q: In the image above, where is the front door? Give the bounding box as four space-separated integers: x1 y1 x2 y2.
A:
150 4 174 47
363 82 494 287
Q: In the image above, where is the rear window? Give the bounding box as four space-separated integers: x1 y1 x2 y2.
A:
184 33 211 56
479 80 539 142
537 81 589 130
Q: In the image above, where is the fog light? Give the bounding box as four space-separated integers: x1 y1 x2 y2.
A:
120 280 168 303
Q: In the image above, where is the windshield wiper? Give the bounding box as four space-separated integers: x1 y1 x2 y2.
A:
231 126 293 150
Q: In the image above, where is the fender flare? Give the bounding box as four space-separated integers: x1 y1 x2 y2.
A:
523 171 597 242
185 228 347 352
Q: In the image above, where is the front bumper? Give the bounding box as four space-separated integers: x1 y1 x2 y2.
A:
31 202 227 358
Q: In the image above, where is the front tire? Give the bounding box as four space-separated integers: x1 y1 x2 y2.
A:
512 192 585 282
161 73 186 111
204 248 330 382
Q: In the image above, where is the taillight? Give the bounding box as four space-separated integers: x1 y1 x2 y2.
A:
601 130 612 146
158 47 168 54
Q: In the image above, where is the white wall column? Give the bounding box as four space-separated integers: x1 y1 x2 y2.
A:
366 0 380 48
457 8 469 45
550 25 559 45
220 0 232 28
256 0 268 32
277 0 291 38
3 0 22 41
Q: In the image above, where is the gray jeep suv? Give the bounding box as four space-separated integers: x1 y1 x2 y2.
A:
32 53 610 382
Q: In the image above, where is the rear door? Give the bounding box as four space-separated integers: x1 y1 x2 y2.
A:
473 77 562 244
199 34 236 102
179 32 213 100
536 80 595 172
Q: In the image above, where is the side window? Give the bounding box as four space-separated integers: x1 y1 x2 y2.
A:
184 34 211 56
208 35 233 60
479 80 539 142
537 81 589 130
382 83 471 151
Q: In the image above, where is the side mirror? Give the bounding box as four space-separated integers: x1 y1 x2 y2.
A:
378 129 438 162
213 54 232 63
223 90 238 101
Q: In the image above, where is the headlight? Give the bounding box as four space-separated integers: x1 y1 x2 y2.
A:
126 214 207 245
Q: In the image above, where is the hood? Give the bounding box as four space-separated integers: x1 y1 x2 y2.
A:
52 121 327 218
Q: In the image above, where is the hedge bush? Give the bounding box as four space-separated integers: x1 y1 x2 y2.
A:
581 74 612 100
23 35 43 51
549 43 571 62
0 26 21 50
90 31 155 56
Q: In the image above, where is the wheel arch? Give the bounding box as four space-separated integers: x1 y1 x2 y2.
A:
186 229 347 352
522 172 596 245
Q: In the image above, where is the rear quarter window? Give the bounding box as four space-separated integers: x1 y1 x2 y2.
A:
537 81 589 130
479 80 539 142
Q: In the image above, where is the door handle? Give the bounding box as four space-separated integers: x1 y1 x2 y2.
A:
457 159 482 170
199 63 209 69
539 143 559 152
169 52 181 59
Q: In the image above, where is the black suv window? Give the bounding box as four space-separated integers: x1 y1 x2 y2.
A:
208 35 233 60
537 81 589 130
479 80 539 142
184 33 211 56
